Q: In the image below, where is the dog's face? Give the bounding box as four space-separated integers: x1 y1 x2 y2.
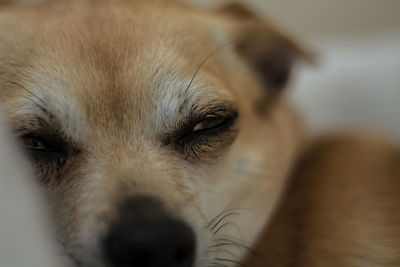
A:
0 1 304 266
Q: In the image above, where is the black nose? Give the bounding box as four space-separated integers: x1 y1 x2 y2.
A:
104 196 196 267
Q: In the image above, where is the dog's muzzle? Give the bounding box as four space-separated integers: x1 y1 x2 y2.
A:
103 196 196 267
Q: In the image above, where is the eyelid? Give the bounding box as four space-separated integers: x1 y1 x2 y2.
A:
192 113 234 132
19 132 62 152
162 106 238 146
185 107 237 131
178 110 238 142
15 124 74 156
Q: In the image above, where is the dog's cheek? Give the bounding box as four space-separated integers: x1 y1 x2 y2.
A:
26 148 84 187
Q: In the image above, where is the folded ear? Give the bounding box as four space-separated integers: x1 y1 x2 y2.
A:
214 3 312 96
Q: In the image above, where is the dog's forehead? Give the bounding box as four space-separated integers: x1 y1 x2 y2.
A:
1 0 235 142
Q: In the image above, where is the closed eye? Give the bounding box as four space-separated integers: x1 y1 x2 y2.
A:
17 130 71 166
21 134 53 152
192 115 232 133
184 112 238 139
173 109 239 157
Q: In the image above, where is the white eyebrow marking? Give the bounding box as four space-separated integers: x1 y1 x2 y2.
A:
149 40 237 135
12 83 89 143
154 77 199 131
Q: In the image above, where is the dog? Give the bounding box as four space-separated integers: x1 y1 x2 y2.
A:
0 0 305 266
0 1 399 267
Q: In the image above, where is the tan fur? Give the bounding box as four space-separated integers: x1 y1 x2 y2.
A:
1 0 398 267
0 0 302 266
245 134 400 266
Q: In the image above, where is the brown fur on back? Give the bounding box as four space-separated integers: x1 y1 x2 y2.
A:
245 135 400 267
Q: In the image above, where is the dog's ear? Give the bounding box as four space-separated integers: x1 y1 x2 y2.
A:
214 3 312 97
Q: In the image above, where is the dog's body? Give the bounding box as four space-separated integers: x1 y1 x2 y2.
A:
0 0 399 267
245 134 400 267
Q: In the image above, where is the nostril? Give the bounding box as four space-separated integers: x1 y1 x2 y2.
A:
174 245 191 266
104 206 196 267
104 222 195 267
172 228 196 267
105 224 160 267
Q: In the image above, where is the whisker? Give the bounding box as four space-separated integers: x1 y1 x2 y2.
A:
207 248 237 258
183 40 236 97
206 208 251 229
213 221 241 236
55 237 66 247
211 212 240 230
9 81 46 107
65 252 84 267
210 242 242 253
213 238 252 249
9 81 54 119
214 236 252 247
212 239 256 255
208 263 228 267
215 257 246 267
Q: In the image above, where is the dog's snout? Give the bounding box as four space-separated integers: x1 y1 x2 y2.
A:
104 196 195 267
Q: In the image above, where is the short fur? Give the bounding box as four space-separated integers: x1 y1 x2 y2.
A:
0 0 399 267
244 135 400 267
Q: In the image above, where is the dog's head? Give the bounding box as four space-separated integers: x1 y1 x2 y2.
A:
0 0 306 266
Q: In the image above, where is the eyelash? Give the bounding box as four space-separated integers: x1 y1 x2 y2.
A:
181 112 237 140
16 108 238 165
17 130 69 165
175 111 238 156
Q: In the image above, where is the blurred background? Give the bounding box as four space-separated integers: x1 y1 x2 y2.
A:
187 0 400 141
